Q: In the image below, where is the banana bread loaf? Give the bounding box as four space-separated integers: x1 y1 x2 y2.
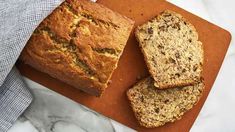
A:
20 0 134 96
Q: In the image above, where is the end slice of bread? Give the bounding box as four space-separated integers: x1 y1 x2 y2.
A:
127 77 204 128
135 10 204 89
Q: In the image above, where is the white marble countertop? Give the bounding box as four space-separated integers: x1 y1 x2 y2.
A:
8 0 235 132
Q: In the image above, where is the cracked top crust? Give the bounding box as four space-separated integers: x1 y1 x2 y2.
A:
20 0 134 96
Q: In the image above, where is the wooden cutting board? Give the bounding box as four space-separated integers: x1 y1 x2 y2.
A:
16 0 231 131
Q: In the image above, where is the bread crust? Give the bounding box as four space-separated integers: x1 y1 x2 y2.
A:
20 0 134 96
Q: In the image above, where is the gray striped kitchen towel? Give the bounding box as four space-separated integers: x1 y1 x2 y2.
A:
0 0 64 131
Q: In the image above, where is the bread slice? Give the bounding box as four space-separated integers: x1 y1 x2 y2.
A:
135 10 204 89
127 77 204 128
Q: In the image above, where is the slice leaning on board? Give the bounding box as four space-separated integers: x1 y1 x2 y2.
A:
135 10 203 89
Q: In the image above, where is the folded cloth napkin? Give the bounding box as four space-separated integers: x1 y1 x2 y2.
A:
0 0 64 131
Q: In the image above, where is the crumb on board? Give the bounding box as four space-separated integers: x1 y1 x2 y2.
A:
136 75 142 81
108 80 112 84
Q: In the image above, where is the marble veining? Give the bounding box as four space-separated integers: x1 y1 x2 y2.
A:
18 78 133 132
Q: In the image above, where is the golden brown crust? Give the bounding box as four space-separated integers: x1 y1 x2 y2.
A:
20 0 134 96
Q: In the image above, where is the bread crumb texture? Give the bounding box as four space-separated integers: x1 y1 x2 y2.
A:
127 77 204 128
135 10 204 89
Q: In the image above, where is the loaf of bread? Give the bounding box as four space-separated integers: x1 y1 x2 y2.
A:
127 77 204 128
135 10 204 89
20 0 134 96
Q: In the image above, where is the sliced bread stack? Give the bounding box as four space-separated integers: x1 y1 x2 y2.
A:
127 10 204 128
